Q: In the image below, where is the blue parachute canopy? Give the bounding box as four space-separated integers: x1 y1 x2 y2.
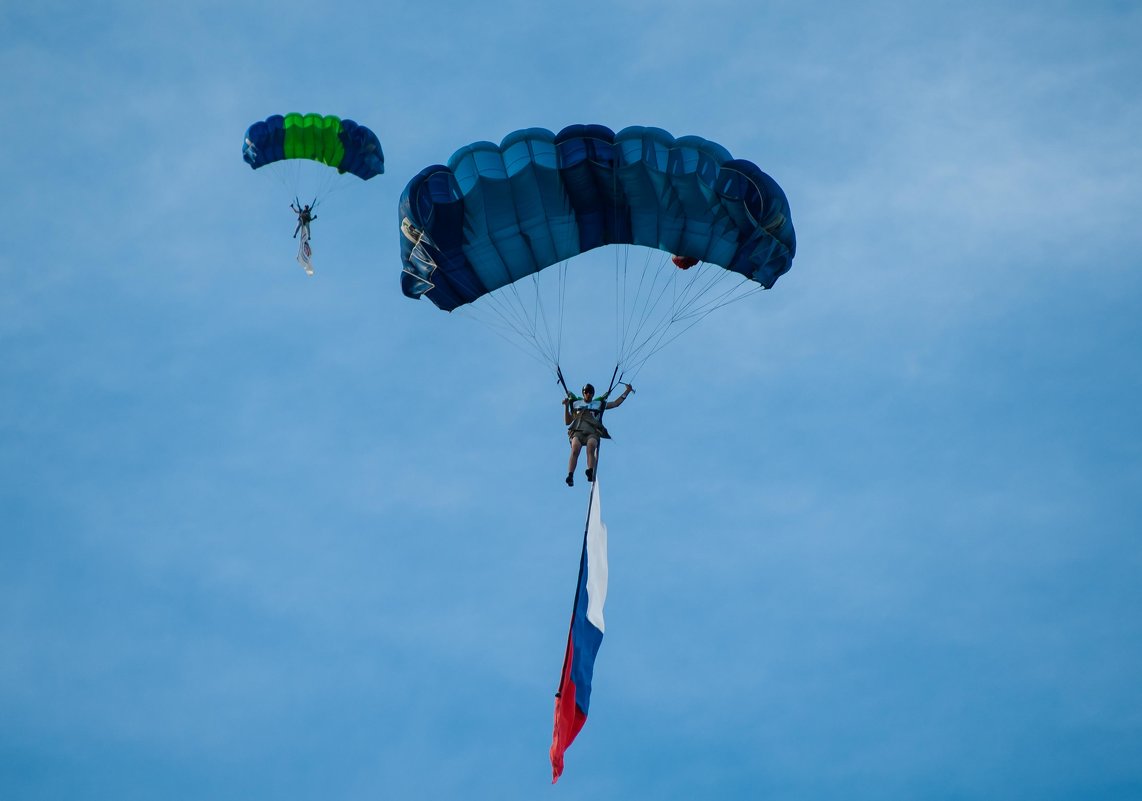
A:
399 124 795 312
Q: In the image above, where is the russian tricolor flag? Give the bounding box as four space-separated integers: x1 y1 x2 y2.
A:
550 479 609 783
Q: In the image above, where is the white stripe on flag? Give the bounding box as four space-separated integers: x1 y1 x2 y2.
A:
585 479 608 632
297 225 314 275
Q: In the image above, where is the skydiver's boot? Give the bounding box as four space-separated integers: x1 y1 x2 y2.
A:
585 468 594 482
565 473 574 487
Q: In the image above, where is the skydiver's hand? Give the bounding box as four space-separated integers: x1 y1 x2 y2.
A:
625 384 635 395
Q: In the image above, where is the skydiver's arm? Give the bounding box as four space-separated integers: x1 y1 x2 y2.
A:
605 384 634 409
563 396 574 425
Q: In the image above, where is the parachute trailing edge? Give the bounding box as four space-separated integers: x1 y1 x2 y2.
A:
399 124 795 312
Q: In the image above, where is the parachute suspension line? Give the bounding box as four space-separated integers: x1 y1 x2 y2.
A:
623 275 746 373
666 258 765 324
458 306 562 374
614 246 623 370
608 249 769 382
548 261 572 369
621 271 765 381
546 259 568 383
533 259 572 371
267 159 348 207
612 243 630 367
674 271 763 322
616 246 660 371
501 274 560 368
605 364 621 398
620 250 682 368
610 166 632 376
618 247 649 366
455 291 550 364
625 265 676 369
493 258 554 364
456 251 767 388
558 260 569 367
529 267 563 370
467 289 534 348
616 244 631 370
512 273 544 355
610 248 685 376
550 268 577 404
458 280 558 370
610 245 660 375
456 258 581 378
613 245 643 368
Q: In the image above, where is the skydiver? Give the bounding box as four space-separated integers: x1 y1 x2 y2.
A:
563 382 634 486
291 200 317 238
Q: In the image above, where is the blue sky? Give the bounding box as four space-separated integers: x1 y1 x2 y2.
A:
2 1 1141 798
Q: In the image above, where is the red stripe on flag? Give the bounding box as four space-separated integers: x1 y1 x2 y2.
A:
550 634 586 782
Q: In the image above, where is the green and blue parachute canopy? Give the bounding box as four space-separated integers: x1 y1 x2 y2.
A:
243 113 384 180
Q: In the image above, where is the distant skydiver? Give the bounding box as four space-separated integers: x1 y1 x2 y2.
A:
291 199 317 239
563 382 634 487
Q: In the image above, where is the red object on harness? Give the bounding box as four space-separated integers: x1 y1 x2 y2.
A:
671 255 699 269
